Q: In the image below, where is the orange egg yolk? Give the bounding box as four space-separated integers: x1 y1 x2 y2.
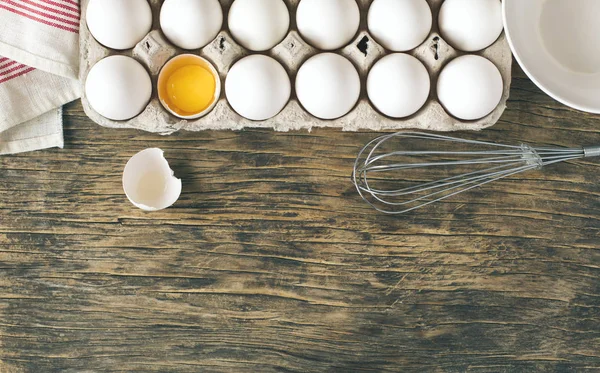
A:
166 65 216 114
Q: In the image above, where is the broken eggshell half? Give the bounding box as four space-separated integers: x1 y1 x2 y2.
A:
122 148 182 211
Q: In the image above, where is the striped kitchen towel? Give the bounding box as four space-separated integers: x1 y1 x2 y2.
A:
0 0 81 155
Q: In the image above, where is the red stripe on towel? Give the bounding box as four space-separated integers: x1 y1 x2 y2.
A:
0 3 79 33
0 66 36 84
18 0 79 19
0 63 28 76
0 60 18 71
54 0 78 9
1 0 80 26
38 0 78 13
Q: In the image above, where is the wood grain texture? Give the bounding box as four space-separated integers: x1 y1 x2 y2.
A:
1 62 600 372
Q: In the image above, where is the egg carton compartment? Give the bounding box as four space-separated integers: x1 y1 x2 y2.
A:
79 0 512 135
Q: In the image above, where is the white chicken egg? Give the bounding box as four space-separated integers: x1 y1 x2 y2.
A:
85 55 152 121
160 0 223 50
123 148 182 212
296 0 360 50
368 54 430 118
368 0 432 52
86 0 152 50
438 0 503 52
296 53 360 120
437 55 503 120
225 55 291 121
228 0 290 51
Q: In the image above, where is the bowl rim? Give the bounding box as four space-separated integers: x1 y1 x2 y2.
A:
502 0 600 114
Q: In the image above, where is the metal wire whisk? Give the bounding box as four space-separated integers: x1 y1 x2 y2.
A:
352 132 600 214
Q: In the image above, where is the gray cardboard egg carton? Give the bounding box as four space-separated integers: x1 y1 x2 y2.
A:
79 0 512 135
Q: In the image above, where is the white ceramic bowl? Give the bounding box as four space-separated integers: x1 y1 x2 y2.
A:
504 0 600 113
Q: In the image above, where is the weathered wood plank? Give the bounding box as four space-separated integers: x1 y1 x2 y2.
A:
0 62 599 372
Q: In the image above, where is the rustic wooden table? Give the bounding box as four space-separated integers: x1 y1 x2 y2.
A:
1 63 599 372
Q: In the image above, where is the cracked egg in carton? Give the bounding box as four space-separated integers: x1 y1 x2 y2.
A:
79 0 512 135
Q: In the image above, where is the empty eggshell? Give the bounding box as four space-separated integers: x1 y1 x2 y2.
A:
122 148 182 211
296 0 360 50
160 0 223 50
86 0 152 50
437 55 503 120
228 0 290 51
438 0 503 52
368 0 432 52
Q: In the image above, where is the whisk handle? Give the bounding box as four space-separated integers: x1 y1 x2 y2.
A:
584 146 600 158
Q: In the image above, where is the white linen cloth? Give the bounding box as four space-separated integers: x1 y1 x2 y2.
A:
0 0 81 155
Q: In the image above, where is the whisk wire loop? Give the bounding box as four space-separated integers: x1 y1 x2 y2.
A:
353 132 595 214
